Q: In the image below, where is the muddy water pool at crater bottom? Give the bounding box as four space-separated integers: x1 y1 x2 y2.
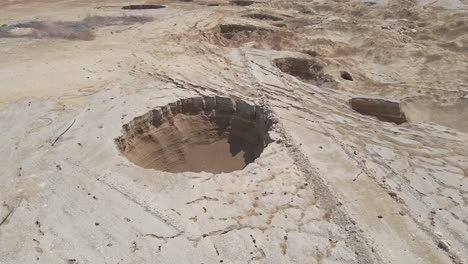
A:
169 138 247 173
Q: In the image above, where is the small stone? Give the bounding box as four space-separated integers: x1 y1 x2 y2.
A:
438 240 450 251
388 192 398 199
130 242 138 252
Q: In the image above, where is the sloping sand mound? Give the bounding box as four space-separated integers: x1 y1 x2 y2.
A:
401 94 468 133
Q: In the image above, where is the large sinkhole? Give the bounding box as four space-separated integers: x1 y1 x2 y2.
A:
115 96 274 173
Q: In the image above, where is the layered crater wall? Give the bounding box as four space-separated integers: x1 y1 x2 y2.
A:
115 96 274 173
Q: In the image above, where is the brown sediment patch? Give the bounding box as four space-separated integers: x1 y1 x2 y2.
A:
122 5 166 10
115 96 274 174
0 16 153 41
349 98 407 124
273 57 335 86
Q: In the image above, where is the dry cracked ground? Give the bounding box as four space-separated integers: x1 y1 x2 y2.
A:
0 0 467 263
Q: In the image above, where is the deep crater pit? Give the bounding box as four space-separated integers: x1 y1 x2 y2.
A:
115 96 274 174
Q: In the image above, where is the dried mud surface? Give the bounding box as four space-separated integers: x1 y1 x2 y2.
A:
0 0 467 264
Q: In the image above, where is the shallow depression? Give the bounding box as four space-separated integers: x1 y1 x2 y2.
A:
349 97 407 124
273 57 335 86
115 96 274 173
122 5 166 10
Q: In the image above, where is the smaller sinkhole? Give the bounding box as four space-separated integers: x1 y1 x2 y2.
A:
231 0 255 6
340 71 353 81
349 98 407 124
245 13 284 21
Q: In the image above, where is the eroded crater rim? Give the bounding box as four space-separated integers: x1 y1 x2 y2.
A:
115 96 275 174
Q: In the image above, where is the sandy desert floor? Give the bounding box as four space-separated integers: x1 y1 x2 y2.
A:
0 0 467 263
